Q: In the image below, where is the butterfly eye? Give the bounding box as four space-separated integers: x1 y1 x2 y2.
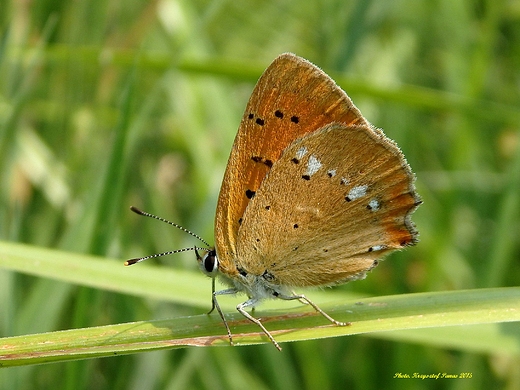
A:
201 249 219 276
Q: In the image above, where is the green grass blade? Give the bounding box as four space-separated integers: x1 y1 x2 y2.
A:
36 45 520 125
1 287 518 367
1 240 519 367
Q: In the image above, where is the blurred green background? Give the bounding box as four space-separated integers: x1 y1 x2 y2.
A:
1 0 519 389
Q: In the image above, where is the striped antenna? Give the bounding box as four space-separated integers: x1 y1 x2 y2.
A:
125 246 208 266
125 206 210 266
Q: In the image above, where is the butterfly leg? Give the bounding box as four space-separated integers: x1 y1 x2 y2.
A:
276 292 350 327
212 286 238 346
207 278 219 314
236 299 282 351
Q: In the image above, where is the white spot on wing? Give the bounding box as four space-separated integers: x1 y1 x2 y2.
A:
296 147 308 159
306 155 322 176
347 185 368 200
368 199 380 211
327 169 336 177
340 177 349 185
369 245 386 252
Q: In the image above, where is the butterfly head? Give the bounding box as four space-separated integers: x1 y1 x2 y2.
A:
195 247 219 277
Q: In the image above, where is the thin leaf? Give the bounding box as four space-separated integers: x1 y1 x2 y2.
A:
0 287 518 367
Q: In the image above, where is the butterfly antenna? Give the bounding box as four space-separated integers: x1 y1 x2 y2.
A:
129 206 210 247
125 246 208 266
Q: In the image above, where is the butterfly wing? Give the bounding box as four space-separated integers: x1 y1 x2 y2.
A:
215 53 368 275
235 123 420 287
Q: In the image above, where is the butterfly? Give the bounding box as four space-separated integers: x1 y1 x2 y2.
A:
128 53 421 351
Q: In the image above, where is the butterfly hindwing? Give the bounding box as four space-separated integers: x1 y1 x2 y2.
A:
235 123 420 287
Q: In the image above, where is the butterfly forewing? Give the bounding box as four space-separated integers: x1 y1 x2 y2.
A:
235 123 420 287
215 54 369 273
